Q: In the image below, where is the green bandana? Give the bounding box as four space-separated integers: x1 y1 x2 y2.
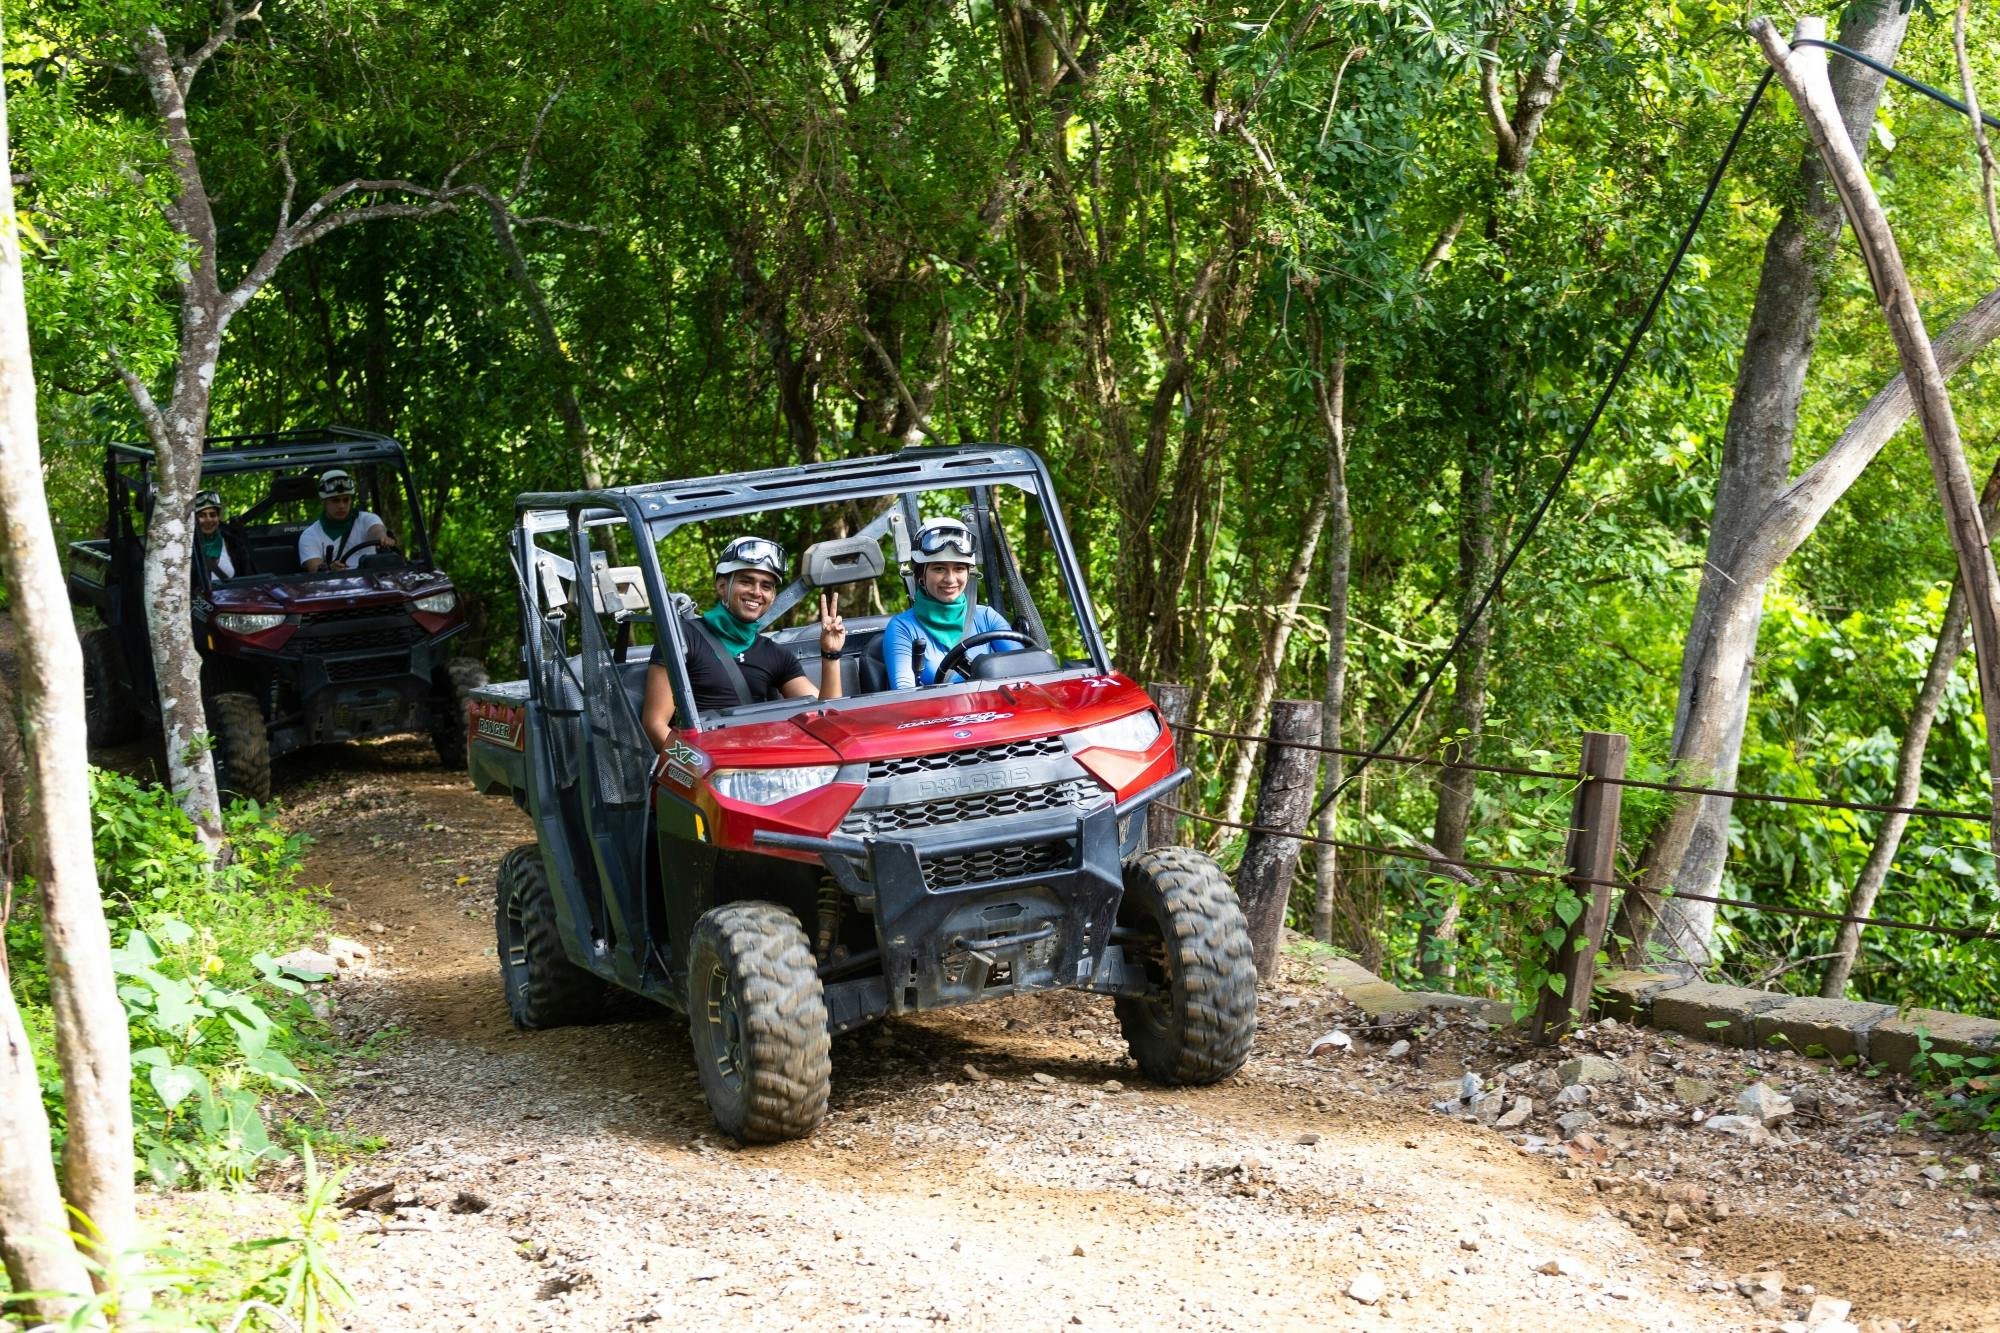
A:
914 588 969 651
318 510 358 546
702 600 759 656
200 532 224 561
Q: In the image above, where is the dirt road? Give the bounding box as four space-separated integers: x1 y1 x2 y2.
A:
272 740 1998 1332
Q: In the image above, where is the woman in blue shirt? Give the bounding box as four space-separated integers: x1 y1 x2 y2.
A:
882 518 1016 688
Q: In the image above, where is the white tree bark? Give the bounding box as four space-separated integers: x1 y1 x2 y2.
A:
1757 17 2000 846
0 63 136 1293
119 15 499 833
1310 346 1350 945
1620 0 1909 962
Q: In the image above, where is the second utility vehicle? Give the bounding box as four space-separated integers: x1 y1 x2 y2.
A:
468 446 1256 1141
68 428 485 798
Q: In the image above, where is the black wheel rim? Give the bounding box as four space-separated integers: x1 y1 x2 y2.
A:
1129 908 1174 1037
501 889 529 998
701 960 745 1092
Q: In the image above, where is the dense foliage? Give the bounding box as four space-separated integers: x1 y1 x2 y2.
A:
6 770 328 1188
11 0 2000 1012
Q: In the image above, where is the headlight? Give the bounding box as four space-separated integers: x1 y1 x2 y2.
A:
1065 710 1162 753
710 765 838 806
214 612 285 634
413 590 459 614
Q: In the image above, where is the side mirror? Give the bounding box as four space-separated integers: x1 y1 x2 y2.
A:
800 535 887 589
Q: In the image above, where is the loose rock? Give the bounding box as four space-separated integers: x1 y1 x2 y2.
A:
1557 1055 1623 1087
1345 1272 1385 1305
1735 1082 1794 1125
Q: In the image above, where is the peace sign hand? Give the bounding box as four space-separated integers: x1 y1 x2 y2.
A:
818 591 847 654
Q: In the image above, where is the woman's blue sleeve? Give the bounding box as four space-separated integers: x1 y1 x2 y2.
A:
977 605 1018 648
883 613 919 689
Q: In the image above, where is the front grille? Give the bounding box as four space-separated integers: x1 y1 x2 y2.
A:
924 840 1072 889
297 616 424 654
328 654 415 682
866 735 1067 780
300 604 409 624
841 778 1100 838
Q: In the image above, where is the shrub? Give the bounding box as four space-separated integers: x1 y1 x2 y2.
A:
4 767 329 1188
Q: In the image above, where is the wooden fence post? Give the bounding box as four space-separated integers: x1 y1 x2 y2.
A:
1147 681 1192 849
1236 698 1322 978
1532 730 1629 1044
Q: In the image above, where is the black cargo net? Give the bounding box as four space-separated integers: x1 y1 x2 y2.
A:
536 614 582 788
577 582 651 810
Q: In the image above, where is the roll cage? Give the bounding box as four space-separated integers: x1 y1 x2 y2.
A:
100 427 439 574
509 445 1113 733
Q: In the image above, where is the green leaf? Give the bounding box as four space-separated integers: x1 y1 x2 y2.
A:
1545 973 1566 997
149 1063 208 1111
1552 894 1583 927
153 915 195 946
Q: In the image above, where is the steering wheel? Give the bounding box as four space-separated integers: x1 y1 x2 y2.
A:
931 629 1038 684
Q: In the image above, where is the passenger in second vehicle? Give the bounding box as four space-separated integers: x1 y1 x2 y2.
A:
192 490 254 584
883 517 1018 688
640 535 846 751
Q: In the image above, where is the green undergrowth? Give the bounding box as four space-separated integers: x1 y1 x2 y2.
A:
1907 1029 2000 1135
7 767 334 1189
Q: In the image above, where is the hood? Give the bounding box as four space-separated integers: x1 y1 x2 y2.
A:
784 673 1153 763
208 567 453 611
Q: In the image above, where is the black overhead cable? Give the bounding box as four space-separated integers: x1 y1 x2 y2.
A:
1306 38 2000 827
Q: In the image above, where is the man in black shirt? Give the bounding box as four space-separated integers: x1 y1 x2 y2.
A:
641 535 847 749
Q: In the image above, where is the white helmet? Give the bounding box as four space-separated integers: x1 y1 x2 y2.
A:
911 517 975 566
317 469 356 499
714 535 786 579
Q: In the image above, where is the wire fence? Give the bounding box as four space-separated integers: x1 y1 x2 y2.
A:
1164 719 2000 946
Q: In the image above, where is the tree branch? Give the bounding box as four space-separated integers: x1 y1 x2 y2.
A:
176 2 262 99
1955 0 2000 260
1010 0 1089 86
109 354 172 455
1479 34 1520 169
855 322 939 441
511 83 567 205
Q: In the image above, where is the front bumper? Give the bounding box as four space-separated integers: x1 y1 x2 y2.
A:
755 768 1189 1031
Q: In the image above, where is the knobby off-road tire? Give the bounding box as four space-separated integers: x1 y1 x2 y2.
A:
431 657 489 771
687 902 831 1143
82 628 140 747
1113 846 1258 1086
208 691 271 803
495 844 609 1028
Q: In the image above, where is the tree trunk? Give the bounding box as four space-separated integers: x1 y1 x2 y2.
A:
1815 284 2000 999
1419 457 1495 979
1236 699 1322 977
139 340 226 839
1760 19 2000 858
0 80 136 1291
1217 475 1332 825
1626 0 1908 966
1311 345 1351 944
485 198 604 490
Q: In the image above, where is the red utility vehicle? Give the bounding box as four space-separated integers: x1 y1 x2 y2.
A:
68 429 484 797
468 446 1256 1142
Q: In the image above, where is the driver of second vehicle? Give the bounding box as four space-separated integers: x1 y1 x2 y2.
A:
882 517 1017 689
298 469 396 572
640 535 847 751
192 489 254 583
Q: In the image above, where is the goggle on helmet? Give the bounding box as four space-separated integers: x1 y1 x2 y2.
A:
911 518 975 565
317 469 357 499
714 535 786 579
193 490 223 515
